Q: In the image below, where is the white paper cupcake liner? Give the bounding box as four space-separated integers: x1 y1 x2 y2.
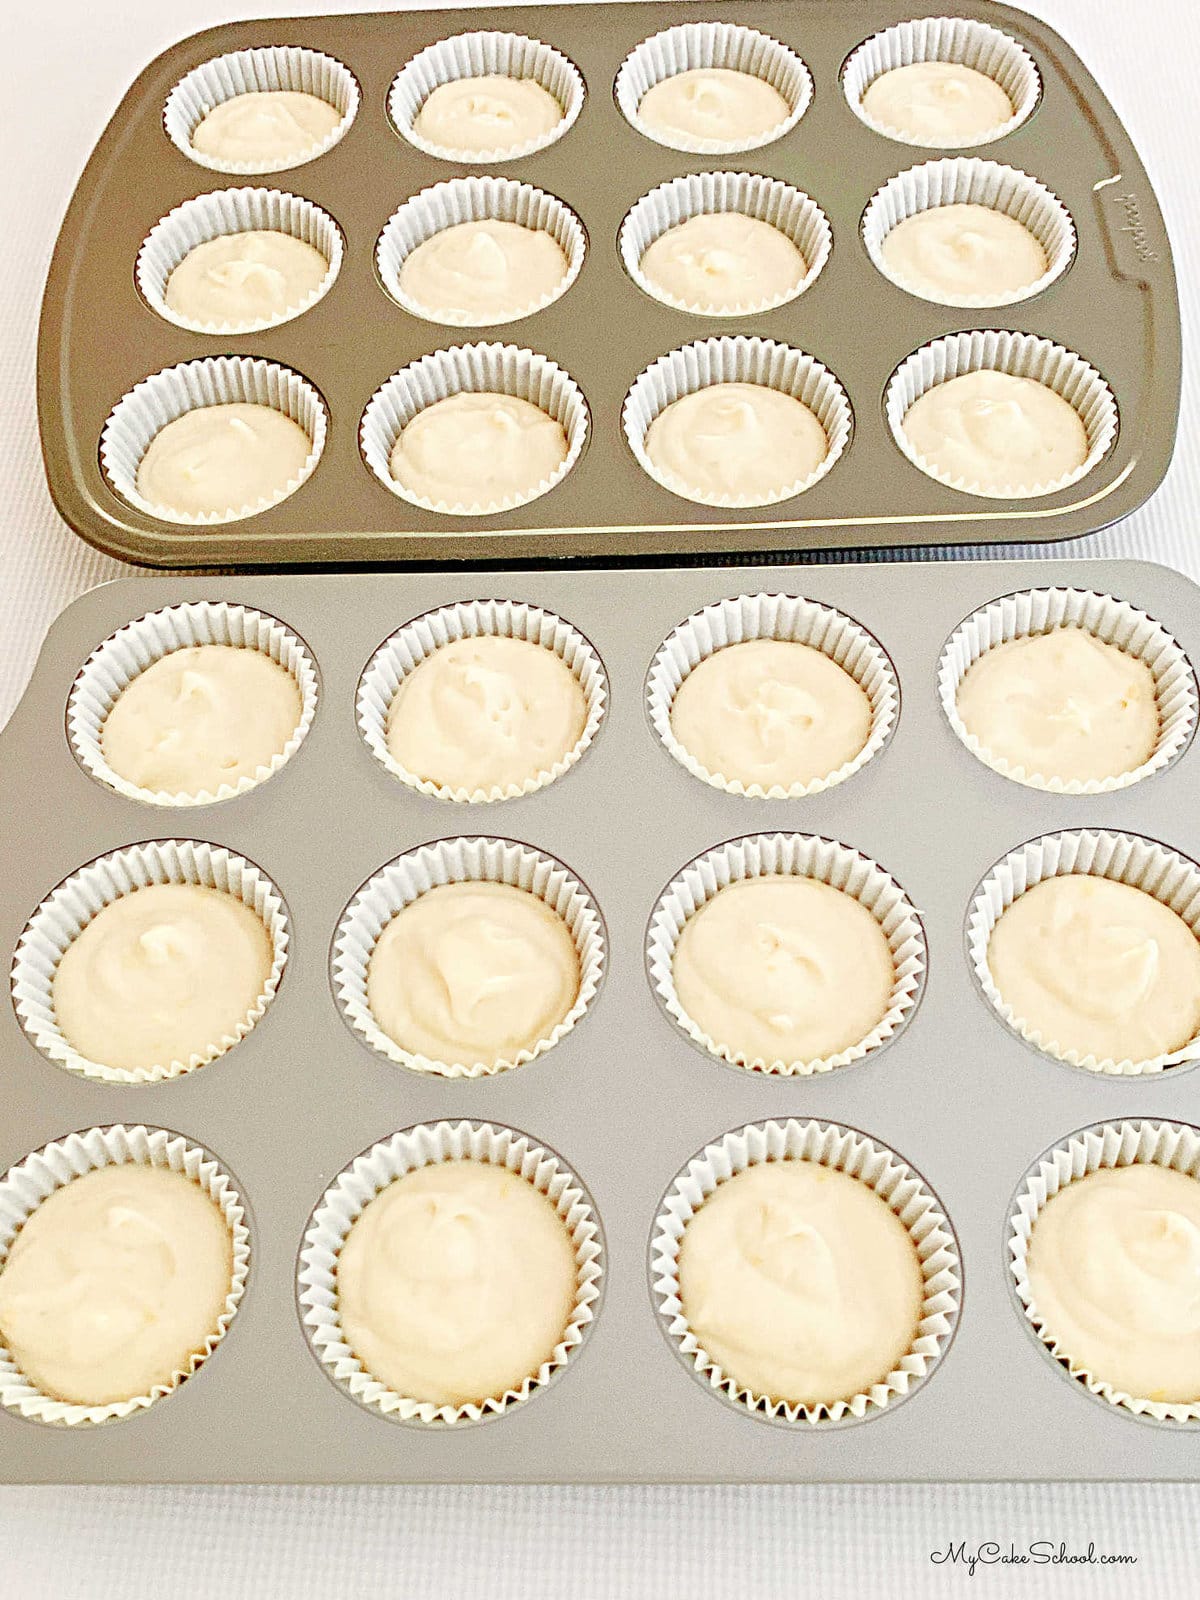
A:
939 587 1197 793
357 600 607 803
862 159 1074 307
1009 1120 1200 1424
843 17 1040 147
163 46 359 174
100 357 327 525
885 330 1117 499
388 33 584 163
376 177 585 326
136 188 343 335
619 172 831 317
331 837 606 1078
0 1124 250 1426
298 1120 603 1425
615 23 812 154
646 834 925 1076
968 830 1200 1074
360 343 588 516
12 840 290 1085
66 601 320 807
646 593 898 799
652 1118 960 1424
623 337 852 508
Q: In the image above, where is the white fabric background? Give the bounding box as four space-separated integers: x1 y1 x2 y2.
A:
1 0 1197 1591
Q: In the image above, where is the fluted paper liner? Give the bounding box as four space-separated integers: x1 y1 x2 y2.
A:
939 587 1197 793
67 601 320 807
332 837 605 1078
623 337 852 508
652 1118 960 1424
620 172 831 317
646 834 925 1076
968 830 1200 1074
844 16 1040 147
862 159 1074 308
1009 1120 1200 1424
298 1120 603 1425
360 342 587 515
377 177 585 326
357 599 607 802
646 593 898 798
615 23 811 154
885 330 1117 499
137 188 344 334
12 839 290 1085
0 1124 249 1426
100 356 327 525
388 32 584 163
164 46 360 174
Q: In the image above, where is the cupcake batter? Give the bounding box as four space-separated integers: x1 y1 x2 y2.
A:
861 61 1014 145
412 75 563 156
385 634 586 794
1027 1164 1200 1403
366 881 580 1067
397 219 569 325
678 1160 923 1406
957 627 1159 783
0 1164 233 1406
638 67 790 147
337 1160 576 1407
987 875 1200 1064
882 203 1047 302
100 643 303 798
645 382 828 506
164 230 329 328
639 212 806 312
135 402 312 520
52 882 274 1073
191 91 341 166
670 639 871 789
672 876 895 1065
388 392 568 511
902 369 1088 496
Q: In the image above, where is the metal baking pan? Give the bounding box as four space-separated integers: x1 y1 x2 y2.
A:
3 555 1199 1483
37 3 1179 568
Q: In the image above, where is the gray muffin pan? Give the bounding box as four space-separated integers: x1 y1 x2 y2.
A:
37 2 1179 566
2 556 1199 1482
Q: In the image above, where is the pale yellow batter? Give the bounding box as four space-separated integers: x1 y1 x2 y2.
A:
679 1160 922 1406
1027 1164 1200 1403
861 62 1014 145
987 876 1200 1063
670 640 871 789
191 91 341 166
385 634 586 794
639 212 806 312
638 67 789 147
135 403 313 519
903 369 1088 495
388 392 568 511
412 75 563 156
397 219 569 325
957 627 1159 783
337 1160 576 1407
164 230 329 328
673 877 895 1065
366 881 580 1067
645 383 828 506
52 882 273 1073
882 204 1047 302
0 1164 233 1405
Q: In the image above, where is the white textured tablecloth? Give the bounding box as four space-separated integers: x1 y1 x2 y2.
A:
2 0 1198 1591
